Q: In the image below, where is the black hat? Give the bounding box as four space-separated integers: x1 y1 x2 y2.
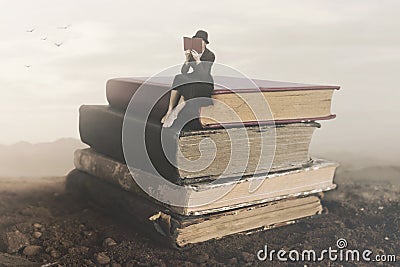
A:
193 30 209 44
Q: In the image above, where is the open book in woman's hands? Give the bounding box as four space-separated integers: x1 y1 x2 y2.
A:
183 37 202 53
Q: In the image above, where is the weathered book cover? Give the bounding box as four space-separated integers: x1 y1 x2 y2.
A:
79 105 320 182
66 169 325 248
106 76 339 127
73 148 337 216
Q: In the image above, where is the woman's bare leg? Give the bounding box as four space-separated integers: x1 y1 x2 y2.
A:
161 89 181 124
168 89 181 111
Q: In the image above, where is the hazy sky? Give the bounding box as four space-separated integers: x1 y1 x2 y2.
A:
1 0 399 160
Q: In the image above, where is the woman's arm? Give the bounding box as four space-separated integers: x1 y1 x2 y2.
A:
190 50 215 77
181 50 192 74
181 62 190 74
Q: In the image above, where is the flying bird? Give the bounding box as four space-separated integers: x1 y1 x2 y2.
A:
26 29 35 33
57 24 71 30
24 65 31 68
54 42 63 47
41 37 47 41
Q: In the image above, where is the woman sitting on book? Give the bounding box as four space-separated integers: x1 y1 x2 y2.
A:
161 30 215 129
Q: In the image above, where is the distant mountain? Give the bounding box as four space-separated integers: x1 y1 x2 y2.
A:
0 138 87 177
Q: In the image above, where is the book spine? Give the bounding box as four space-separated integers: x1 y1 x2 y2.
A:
106 79 170 122
79 105 125 162
73 148 191 216
106 79 139 111
65 169 183 249
74 148 142 194
78 105 179 183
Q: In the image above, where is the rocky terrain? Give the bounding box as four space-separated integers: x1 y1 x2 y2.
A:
0 165 399 266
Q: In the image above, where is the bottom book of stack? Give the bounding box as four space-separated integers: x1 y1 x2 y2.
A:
66 149 337 248
67 170 327 248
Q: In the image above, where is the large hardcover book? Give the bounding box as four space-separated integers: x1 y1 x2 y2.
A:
73 148 337 216
66 169 325 248
106 76 339 128
79 105 320 183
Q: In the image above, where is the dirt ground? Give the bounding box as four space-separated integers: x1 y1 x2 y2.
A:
0 166 399 266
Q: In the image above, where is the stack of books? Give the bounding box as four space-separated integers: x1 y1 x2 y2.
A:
67 76 340 248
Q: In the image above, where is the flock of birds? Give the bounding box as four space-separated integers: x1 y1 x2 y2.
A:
24 24 71 68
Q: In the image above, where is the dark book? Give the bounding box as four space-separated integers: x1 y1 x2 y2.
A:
105 76 339 128
79 105 321 183
66 169 326 248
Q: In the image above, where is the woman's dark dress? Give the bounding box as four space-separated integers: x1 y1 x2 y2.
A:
171 47 215 130
157 48 215 180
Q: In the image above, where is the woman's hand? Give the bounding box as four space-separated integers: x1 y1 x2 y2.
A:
191 49 201 64
184 50 191 62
